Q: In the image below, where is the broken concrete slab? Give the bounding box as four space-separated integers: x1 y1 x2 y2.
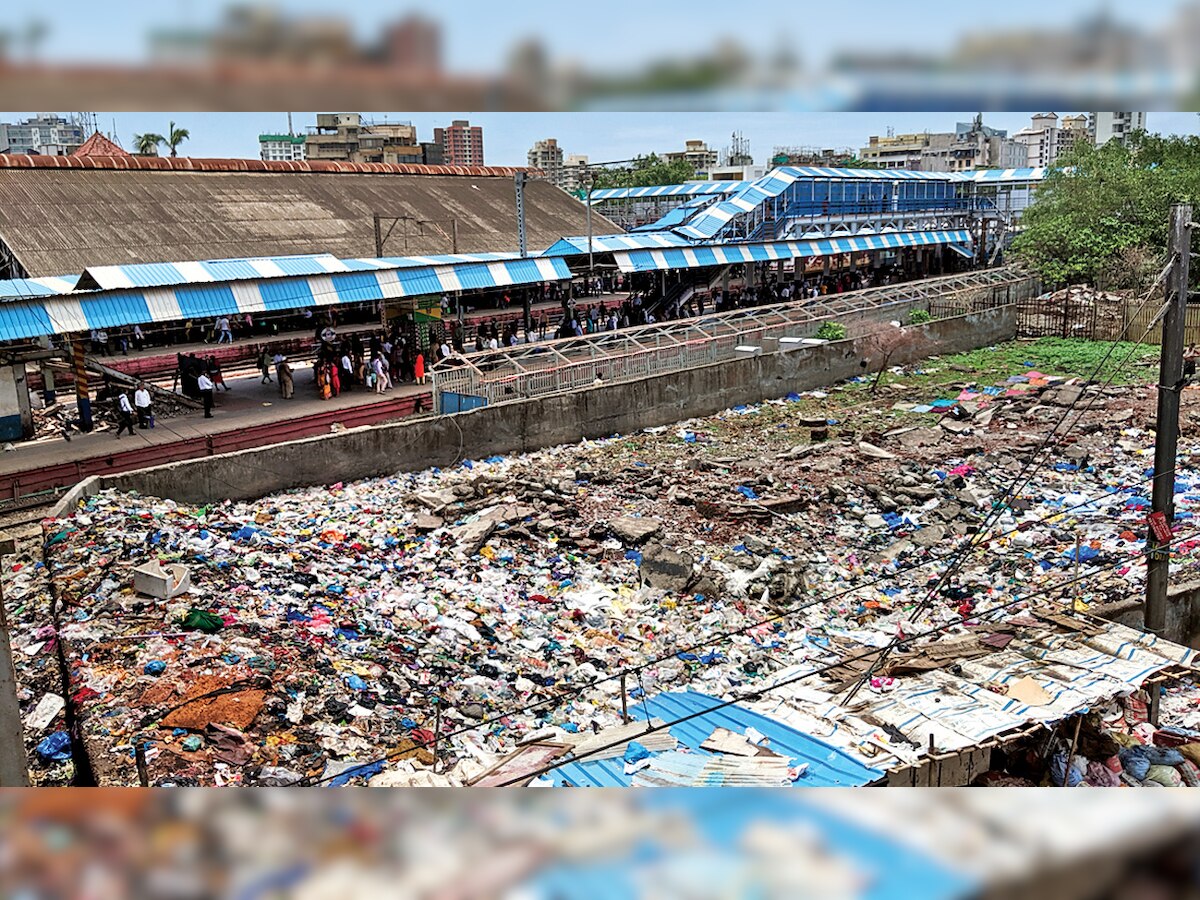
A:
639 543 695 592
858 441 897 460
609 515 664 545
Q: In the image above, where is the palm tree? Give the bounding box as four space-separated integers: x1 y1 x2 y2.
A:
165 120 190 158
133 132 164 156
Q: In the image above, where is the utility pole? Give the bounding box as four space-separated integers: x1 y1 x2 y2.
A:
585 164 595 283
1146 203 1192 650
373 212 383 259
0 534 30 785
514 172 528 259
515 172 532 336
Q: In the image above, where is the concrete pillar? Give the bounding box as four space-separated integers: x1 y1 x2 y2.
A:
0 365 32 441
822 257 832 276
38 336 55 405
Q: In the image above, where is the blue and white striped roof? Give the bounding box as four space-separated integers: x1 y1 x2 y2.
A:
0 251 556 302
589 166 962 204
74 254 356 292
0 275 81 301
542 233 692 256
613 230 973 273
588 181 740 201
952 167 1050 183
0 255 572 343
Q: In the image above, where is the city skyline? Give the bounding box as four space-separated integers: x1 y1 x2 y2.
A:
5 111 1197 170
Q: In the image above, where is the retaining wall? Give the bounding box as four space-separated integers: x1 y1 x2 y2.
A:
55 306 1016 509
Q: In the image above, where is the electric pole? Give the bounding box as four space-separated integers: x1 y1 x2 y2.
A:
1146 203 1192 649
514 172 532 336
0 534 29 785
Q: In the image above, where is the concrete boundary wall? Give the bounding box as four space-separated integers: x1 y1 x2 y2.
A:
53 306 1016 510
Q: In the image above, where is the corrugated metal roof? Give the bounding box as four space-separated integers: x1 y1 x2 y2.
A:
0 256 574 341
0 154 530 177
0 167 616 277
613 230 973 273
543 233 692 256
527 791 975 900
547 690 884 788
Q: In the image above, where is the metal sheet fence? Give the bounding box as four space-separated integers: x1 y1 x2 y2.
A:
432 268 1042 410
989 286 1200 345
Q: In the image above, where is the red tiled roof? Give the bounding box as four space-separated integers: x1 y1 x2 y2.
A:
71 132 131 158
0 153 533 177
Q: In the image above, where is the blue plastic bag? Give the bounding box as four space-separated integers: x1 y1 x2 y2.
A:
36 731 71 763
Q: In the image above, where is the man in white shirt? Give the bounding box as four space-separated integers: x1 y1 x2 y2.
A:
115 391 136 437
440 340 451 360
216 317 232 344
197 372 215 417
134 383 153 429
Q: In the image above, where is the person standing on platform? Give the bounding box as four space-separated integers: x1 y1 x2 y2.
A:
258 347 273 384
197 371 215 418
115 390 136 438
216 316 233 344
414 350 426 385
134 382 153 429
279 358 294 399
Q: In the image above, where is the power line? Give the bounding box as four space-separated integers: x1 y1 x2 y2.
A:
843 257 1176 702
295 463 1191 787
494 525 1200 786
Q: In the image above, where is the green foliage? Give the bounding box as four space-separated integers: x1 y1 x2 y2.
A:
590 154 700 190
166 120 190 158
907 309 932 324
815 321 847 341
1012 132 1200 288
937 338 1158 386
133 132 164 156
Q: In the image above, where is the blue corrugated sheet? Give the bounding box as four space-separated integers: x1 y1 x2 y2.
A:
547 690 884 788
526 790 976 900
613 230 972 273
0 256 574 341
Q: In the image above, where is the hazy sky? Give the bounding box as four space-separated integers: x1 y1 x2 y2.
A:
17 0 1181 71
18 111 1198 168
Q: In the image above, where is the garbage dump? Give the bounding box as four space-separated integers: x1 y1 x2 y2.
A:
15 339 1200 785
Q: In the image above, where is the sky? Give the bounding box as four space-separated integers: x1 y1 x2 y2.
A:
21 111 1200 168
9 0 1182 72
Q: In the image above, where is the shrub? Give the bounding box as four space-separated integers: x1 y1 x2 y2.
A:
907 309 932 325
815 321 847 341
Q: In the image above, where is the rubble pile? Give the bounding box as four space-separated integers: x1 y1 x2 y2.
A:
18 344 1200 785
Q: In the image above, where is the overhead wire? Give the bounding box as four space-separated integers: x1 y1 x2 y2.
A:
295 460 1195 786
493 525 1200 786
842 256 1177 702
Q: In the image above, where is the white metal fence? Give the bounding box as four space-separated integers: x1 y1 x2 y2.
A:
431 268 1040 410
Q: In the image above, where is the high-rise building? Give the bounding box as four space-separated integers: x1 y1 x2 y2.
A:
528 138 565 187
1012 113 1089 166
0 114 87 156
663 139 719 176
561 154 591 195
860 117 1024 171
434 119 484 166
381 15 441 74
259 133 307 162
303 113 424 164
1089 112 1147 147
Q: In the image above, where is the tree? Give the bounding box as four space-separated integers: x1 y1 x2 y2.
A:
133 132 164 156
165 120 190 158
1013 132 1200 288
590 154 700 190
